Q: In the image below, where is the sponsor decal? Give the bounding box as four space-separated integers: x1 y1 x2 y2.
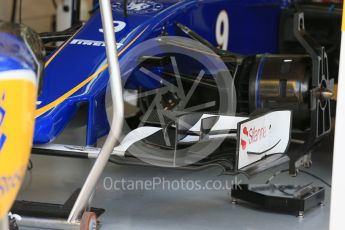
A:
237 111 291 170
0 93 6 152
112 0 164 14
240 125 267 151
0 167 25 199
70 39 123 48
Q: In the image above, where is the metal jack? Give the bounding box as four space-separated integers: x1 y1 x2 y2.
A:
16 0 124 229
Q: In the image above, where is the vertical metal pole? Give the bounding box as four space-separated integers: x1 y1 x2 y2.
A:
71 0 81 26
68 0 124 223
329 6 345 230
0 216 9 230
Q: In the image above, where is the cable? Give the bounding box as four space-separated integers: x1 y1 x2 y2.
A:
27 159 33 171
52 0 57 9
19 0 22 24
221 171 250 179
265 169 289 184
299 169 332 188
266 168 331 188
277 185 295 196
124 0 128 17
21 169 33 192
219 167 250 179
11 0 18 22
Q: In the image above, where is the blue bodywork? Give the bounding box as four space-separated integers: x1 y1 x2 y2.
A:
0 29 38 150
0 33 37 73
35 0 287 146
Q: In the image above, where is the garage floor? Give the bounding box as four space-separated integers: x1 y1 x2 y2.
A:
17 122 333 230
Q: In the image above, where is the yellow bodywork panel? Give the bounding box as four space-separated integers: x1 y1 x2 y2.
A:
0 70 36 218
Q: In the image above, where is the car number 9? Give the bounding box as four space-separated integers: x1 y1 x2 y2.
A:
216 10 229 50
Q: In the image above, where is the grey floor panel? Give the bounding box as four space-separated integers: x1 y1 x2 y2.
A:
18 158 332 229
18 126 333 230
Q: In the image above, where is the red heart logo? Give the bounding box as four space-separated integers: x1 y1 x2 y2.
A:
241 139 246 150
243 127 248 136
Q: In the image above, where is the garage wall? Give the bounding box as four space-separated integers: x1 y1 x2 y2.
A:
0 0 56 32
0 0 12 21
0 0 93 32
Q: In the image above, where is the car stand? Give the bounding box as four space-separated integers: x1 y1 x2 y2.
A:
12 189 105 221
12 1 124 229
